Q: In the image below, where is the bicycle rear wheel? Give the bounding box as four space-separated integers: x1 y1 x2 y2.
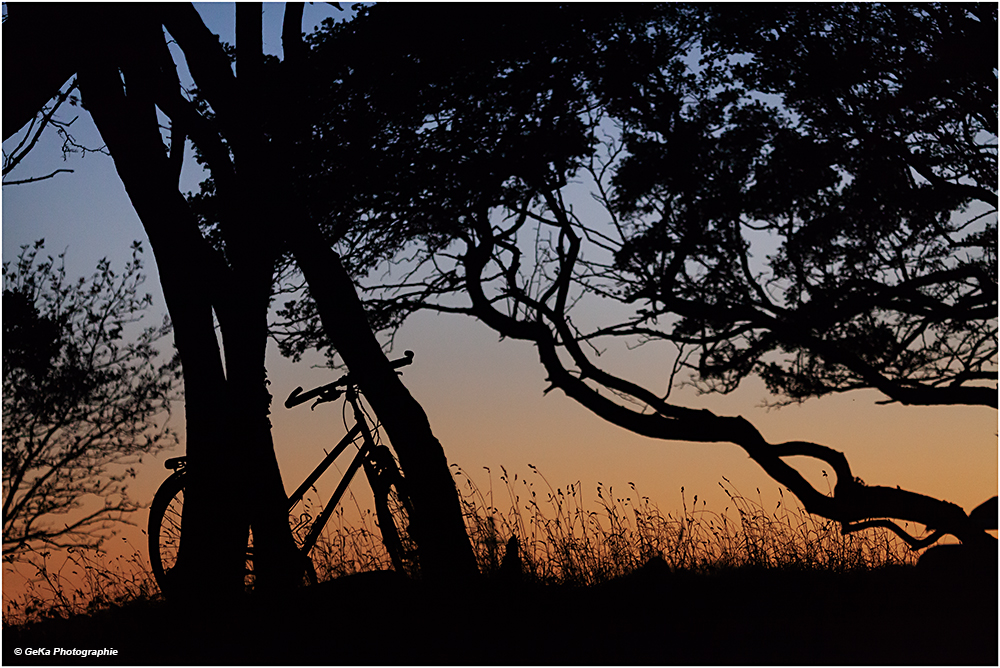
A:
148 473 315 594
147 470 186 595
368 446 420 578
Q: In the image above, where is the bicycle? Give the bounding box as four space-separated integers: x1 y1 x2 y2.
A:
148 351 420 594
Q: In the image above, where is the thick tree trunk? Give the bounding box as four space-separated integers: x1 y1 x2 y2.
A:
216 286 302 591
77 60 246 598
77 6 300 596
286 224 479 582
9 3 302 597
0 6 244 596
211 3 304 592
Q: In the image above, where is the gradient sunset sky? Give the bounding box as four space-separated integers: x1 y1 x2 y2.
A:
2 4 996 597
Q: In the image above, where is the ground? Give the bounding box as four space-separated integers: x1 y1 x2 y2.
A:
3 562 997 665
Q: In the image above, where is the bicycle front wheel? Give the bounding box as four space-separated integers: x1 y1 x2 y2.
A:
368 447 420 578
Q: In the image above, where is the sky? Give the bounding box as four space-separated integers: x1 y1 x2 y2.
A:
2 3 997 604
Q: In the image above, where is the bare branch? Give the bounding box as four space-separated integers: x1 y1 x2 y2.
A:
2 169 75 186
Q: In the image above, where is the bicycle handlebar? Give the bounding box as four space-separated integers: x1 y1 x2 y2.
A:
285 350 415 409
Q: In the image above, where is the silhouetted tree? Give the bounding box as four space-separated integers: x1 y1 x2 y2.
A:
3 241 178 558
4 3 265 596
161 2 478 582
3 2 479 596
281 4 997 553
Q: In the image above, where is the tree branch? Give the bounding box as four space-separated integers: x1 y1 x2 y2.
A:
3 169 75 186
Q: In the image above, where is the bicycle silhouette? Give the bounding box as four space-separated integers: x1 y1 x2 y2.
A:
148 351 419 593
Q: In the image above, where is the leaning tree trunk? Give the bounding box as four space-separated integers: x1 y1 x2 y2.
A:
0 5 242 597
285 224 480 582
272 1 478 582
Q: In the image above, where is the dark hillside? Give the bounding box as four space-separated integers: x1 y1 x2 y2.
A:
4 564 996 665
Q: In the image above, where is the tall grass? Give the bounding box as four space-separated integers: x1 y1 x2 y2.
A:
4 467 918 626
294 494 399 578
3 539 159 627
452 466 918 585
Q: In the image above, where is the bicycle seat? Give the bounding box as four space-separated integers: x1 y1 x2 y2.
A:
164 456 187 470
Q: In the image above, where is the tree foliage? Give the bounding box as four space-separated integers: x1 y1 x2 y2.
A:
271 4 644 361
273 4 996 406
2 241 178 558
274 4 996 549
605 3 997 407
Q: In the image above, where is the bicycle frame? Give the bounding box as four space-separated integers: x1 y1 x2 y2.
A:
281 350 415 562
290 384 382 558
149 351 417 592
157 403 375 559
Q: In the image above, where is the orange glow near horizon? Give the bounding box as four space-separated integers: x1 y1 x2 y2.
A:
3 304 997 612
